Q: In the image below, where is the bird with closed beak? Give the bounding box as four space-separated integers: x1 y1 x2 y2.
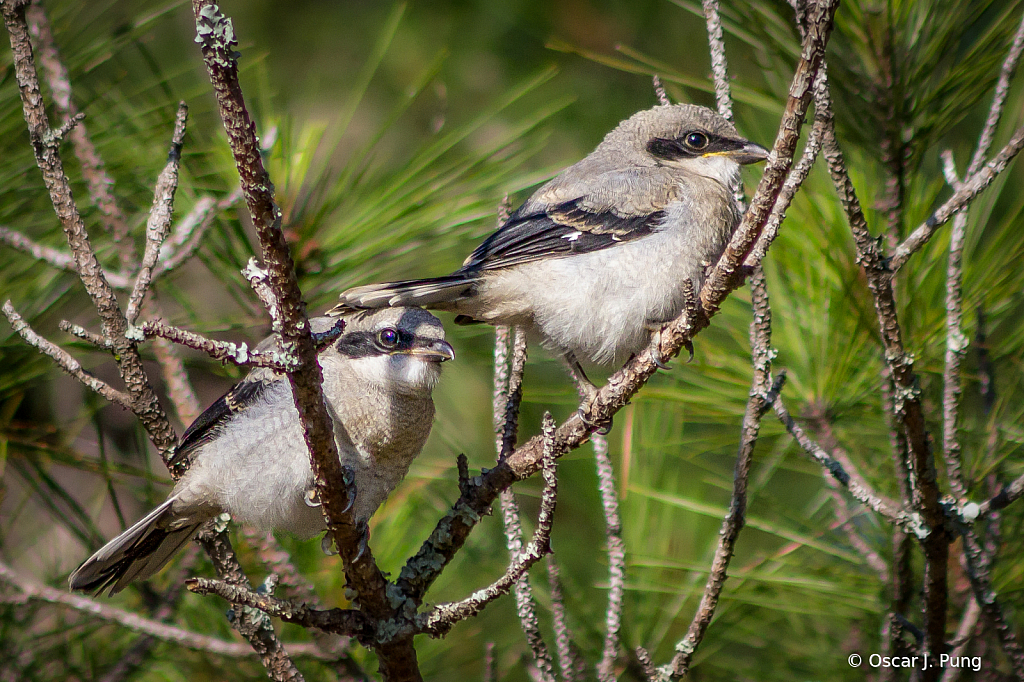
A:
334 103 769 394
69 308 454 595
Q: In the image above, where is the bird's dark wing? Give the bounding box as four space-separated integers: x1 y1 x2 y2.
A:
460 197 667 272
169 375 275 468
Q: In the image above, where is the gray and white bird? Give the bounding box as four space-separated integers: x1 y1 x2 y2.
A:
334 103 769 383
69 308 453 595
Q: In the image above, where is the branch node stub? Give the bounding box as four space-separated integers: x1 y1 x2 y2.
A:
43 112 85 148
311 318 345 350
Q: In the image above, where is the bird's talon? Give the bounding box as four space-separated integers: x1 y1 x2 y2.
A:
684 340 695 363
577 404 613 435
304 487 322 508
339 466 358 514
353 521 370 562
647 325 671 370
321 533 338 556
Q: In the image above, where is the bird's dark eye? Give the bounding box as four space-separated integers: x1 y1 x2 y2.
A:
377 328 399 348
685 132 709 149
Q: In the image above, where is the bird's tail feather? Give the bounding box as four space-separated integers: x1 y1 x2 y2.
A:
68 495 202 596
331 275 476 314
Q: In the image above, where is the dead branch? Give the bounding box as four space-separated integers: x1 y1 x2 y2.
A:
3 301 131 409
0 558 327 660
185 577 370 638
665 270 783 679
125 102 189 325
592 429 625 682
2 0 178 458
415 415 558 638
138 318 291 371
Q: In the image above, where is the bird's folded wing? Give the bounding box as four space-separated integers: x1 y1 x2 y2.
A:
461 168 681 272
169 373 277 468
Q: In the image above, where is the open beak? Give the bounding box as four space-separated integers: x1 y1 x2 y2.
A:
406 339 455 363
720 141 770 165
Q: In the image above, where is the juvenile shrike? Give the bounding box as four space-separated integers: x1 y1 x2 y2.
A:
334 103 768 385
69 309 453 595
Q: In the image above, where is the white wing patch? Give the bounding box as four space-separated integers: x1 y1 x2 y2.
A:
561 231 583 242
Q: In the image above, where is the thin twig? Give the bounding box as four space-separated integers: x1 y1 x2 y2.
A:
652 75 670 105
0 558 327 660
978 473 1024 516
941 11 1024 502
701 0 733 122
0 225 131 288
138 318 292 371
155 188 244 279
939 598 982 682
827 484 890 582
59 319 113 350
890 124 1024 271
774 396 919 533
546 554 577 682
484 642 496 682
808 412 890 582
416 416 558 638
498 327 529 459
3 301 131 409
185 577 369 637
592 430 625 682
25 1 129 245
958 527 1024 678
125 102 189 325
665 269 783 680
492 327 555 679
967 13 1024 179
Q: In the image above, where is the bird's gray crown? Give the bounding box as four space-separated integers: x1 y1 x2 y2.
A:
338 307 444 339
605 103 741 149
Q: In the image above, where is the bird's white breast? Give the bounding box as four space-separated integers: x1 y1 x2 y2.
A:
470 177 738 366
175 385 326 537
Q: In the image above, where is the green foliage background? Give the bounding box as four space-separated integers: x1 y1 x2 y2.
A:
1 0 1023 680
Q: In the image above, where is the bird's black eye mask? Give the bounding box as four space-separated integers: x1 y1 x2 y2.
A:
334 328 415 358
646 130 746 161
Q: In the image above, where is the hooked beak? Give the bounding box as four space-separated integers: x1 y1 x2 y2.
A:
717 141 770 165
406 339 456 363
